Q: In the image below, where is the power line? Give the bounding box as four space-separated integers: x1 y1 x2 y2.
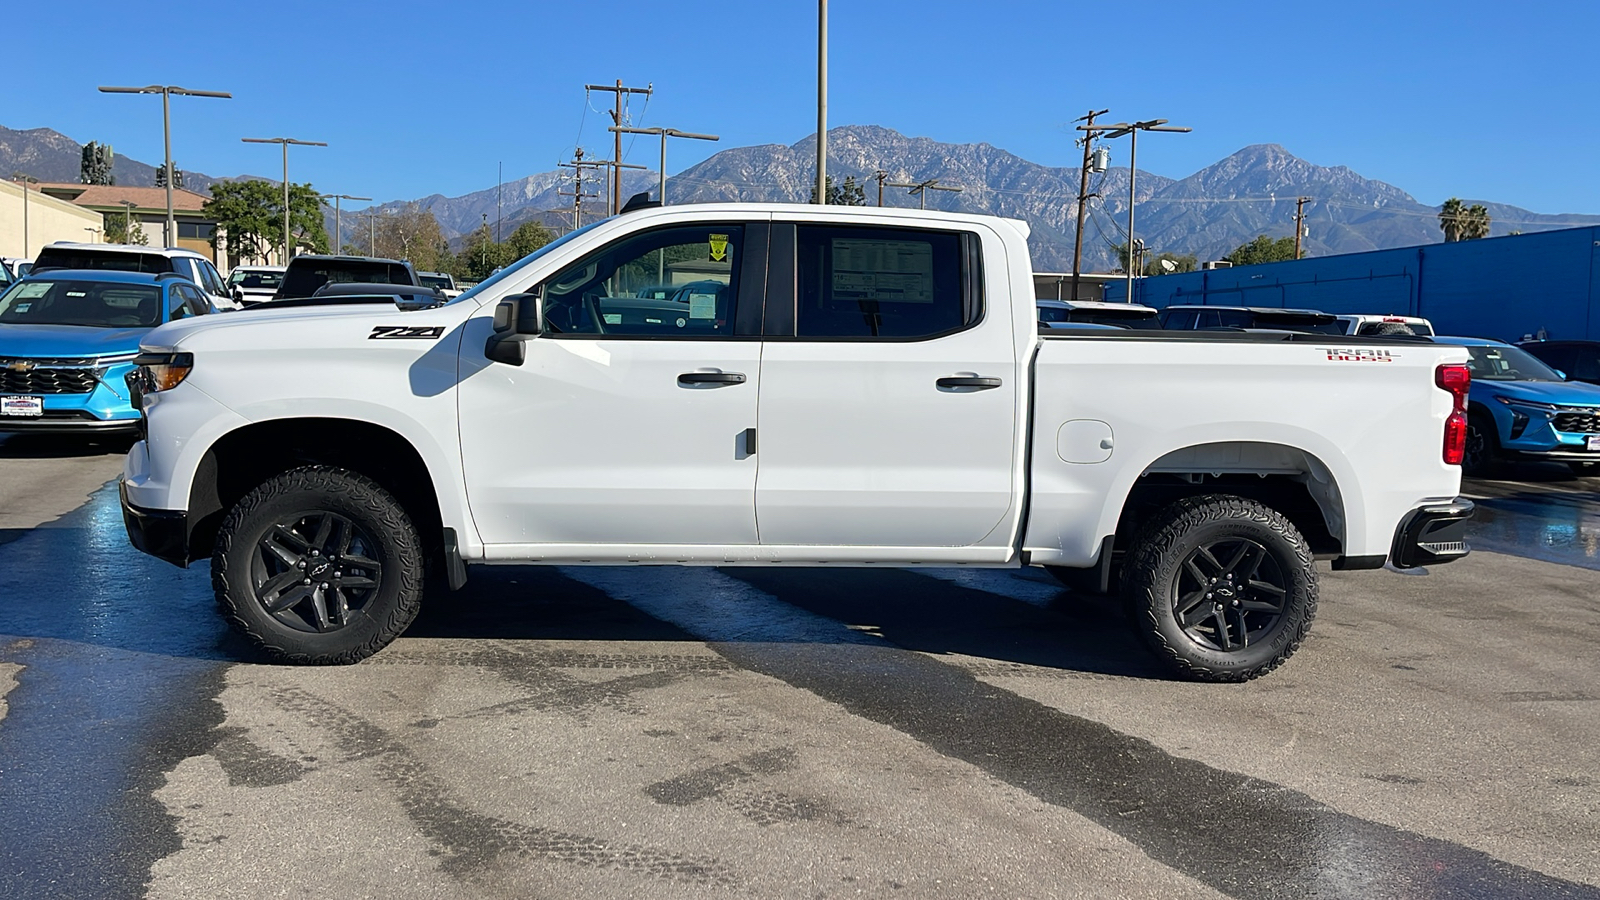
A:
885 178 962 209
585 80 653 215
1070 108 1110 301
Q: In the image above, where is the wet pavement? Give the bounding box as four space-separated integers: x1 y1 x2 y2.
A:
1 442 1598 898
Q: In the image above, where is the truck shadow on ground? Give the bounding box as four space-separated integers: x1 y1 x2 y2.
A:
408 564 1168 680
0 432 135 459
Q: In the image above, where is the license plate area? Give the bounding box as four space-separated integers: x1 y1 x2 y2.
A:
1 396 44 417
1588 435 1600 452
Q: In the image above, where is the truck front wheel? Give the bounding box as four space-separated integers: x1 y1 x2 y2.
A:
1121 495 1317 682
212 466 424 664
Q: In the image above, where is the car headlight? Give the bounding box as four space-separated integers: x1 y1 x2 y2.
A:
131 352 194 393
1494 396 1558 412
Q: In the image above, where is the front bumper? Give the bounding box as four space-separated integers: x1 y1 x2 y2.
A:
1390 498 1474 569
119 479 190 568
0 361 141 433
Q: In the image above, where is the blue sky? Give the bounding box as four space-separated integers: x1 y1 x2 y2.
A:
11 0 1599 213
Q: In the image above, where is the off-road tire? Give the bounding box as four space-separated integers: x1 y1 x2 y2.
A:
213 466 423 664
1121 494 1317 682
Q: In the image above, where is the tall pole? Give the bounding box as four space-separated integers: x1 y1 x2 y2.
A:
816 0 828 204
14 175 37 256
585 81 653 215
609 126 718 206
497 161 503 243
99 86 231 248
243 137 327 262
875 170 887 206
1071 108 1110 302
1100 118 1191 304
1294 196 1312 259
318 195 370 256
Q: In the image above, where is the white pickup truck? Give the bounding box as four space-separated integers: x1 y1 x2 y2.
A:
119 201 1475 681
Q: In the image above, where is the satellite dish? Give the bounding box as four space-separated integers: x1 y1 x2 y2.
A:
1160 258 1177 272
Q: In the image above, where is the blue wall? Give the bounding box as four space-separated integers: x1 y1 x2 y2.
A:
1105 226 1600 341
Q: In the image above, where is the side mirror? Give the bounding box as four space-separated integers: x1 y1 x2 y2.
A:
484 292 543 366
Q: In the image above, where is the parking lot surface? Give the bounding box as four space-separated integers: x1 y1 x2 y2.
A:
1 439 1597 899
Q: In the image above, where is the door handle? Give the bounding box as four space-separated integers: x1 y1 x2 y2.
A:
678 372 747 386
936 376 1002 390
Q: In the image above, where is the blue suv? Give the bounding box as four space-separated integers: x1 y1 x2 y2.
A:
0 270 214 433
1433 337 1600 476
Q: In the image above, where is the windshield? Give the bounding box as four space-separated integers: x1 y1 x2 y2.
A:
1463 344 1563 382
451 221 603 304
229 269 284 290
418 274 454 290
0 278 162 327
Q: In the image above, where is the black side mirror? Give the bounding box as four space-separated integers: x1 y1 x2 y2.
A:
484 292 543 366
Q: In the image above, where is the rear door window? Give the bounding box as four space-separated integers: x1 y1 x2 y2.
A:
792 225 975 339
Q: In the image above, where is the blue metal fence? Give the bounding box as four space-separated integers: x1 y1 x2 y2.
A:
1104 226 1600 341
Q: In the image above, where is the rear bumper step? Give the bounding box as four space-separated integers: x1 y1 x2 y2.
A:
1390 498 1474 569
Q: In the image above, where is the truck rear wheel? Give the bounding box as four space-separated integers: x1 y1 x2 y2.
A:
1121 494 1317 682
212 466 423 665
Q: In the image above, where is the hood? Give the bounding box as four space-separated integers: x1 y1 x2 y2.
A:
0 324 149 359
1484 379 1600 407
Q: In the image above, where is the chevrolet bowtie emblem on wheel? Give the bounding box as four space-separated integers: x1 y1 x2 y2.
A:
6 360 36 373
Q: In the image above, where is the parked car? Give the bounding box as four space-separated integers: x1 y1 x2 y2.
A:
417 271 462 299
30 243 239 311
0 260 12 291
272 255 421 302
1160 305 1345 334
2 258 32 280
121 202 1473 682
1336 314 1434 337
0 270 214 432
1519 339 1600 387
226 265 287 307
1037 299 1160 328
1432 337 1600 476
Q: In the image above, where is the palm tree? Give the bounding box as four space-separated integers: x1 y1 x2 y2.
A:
1462 204 1491 240
1439 197 1465 242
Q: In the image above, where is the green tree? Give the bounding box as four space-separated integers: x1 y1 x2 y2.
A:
506 220 554 259
456 224 513 281
203 180 328 264
1225 235 1299 266
809 175 867 206
102 211 148 245
80 142 115 185
1439 197 1491 242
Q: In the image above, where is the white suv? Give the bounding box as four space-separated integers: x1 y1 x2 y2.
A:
30 243 240 311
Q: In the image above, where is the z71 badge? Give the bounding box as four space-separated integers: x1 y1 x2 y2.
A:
369 325 444 340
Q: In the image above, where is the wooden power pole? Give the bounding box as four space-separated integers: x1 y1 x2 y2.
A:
585 80 653 215
558 148 604 230
1071 108 1110 302
1294 196 1312 259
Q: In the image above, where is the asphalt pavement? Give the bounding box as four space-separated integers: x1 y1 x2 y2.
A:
0 438 1597 899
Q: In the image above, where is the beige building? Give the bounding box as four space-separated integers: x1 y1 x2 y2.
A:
32 184 220 263
2 179 106 259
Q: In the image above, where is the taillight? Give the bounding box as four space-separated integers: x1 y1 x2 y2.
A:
1436 363 1471 465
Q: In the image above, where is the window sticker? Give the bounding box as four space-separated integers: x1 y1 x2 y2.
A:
66 291 87 297
709 234 729 262
831 239 934 303
603 313 622 325
14 303 30 313
16 283 51 299
688 292 717 319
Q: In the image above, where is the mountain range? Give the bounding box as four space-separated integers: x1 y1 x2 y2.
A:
7 123 1598 270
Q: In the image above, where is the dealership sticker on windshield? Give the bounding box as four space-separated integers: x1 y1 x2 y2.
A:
2 396 44 417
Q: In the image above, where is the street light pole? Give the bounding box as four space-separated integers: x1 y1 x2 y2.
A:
99 85 231 247
1099 118 1191 303
816 0 828 204
607 126 720 205
117 199 138 243
318 194 371 255
242 137 328 263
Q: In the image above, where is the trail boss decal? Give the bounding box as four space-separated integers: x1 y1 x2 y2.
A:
1323 347 1398 363
369 325 444 340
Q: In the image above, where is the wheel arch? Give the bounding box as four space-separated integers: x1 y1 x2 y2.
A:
186 417 446 566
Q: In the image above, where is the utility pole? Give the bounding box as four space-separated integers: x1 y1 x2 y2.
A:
886 178 962 210
608 126 720 205
558 148 605 229
242 137 327 262
1294 196 1312 259
584 80 653 215
874 170 888 207
497 162 503 243
99 85 232 247
817 0 828 205
1098 118 1192 303
1071 108 1111 301
318 194 371 255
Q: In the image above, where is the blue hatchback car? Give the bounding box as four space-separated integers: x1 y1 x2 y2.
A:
1433 337 1600 476
0 269 214 433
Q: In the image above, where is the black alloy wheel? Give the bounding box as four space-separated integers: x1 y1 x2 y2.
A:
251 511 382 633
1169 537 1287 653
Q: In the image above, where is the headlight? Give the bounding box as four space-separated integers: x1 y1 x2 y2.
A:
131 352 194 393
1494 396 1558 412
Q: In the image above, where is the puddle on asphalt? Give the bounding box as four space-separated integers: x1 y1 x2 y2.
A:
1468 498 1600 570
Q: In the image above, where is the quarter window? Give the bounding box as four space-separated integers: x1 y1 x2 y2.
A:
794 225 971 338
541 225 743 337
